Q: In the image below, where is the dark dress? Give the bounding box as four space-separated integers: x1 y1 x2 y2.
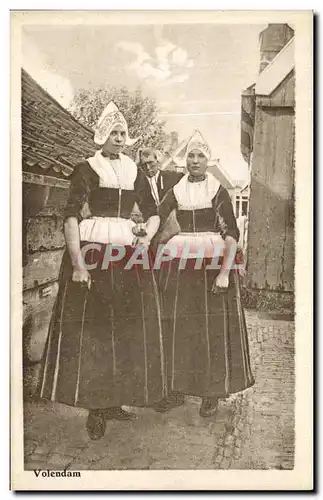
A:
157 174 255 398
38 159 166 410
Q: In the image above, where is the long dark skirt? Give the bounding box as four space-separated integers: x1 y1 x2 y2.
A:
160 258 255 398
38 243 166 409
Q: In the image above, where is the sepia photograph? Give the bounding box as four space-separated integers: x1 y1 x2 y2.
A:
10 9 312 490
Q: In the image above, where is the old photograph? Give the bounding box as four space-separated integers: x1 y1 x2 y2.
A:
11 10 312 490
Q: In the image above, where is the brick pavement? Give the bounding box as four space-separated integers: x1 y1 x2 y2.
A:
24 310 295 471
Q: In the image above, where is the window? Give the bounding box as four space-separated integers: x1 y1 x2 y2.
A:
236 200 240 218
242 200 248 216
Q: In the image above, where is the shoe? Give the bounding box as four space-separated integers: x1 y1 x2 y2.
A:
102 407 137 421
86 410 106 440
199 397 219 417
154 393 185 413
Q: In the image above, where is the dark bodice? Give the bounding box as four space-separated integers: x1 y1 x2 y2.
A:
87 185 137 219
64 161 153 222
158 184 240 242
176 208 216 233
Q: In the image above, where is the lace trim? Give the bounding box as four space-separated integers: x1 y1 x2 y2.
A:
177 202 213 211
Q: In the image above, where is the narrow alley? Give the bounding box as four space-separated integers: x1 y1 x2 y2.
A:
24 310 294 471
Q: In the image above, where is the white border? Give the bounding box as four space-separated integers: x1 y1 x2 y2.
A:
9 9 313 491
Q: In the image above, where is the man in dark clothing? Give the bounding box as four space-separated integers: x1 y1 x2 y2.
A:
135 148 183 222
134 148 185 413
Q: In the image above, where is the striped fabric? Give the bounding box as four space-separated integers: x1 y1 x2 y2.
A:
241 84 256 164
38 248 166 409
160 260 255 398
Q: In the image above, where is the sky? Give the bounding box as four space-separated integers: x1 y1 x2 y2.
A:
22 22 266 182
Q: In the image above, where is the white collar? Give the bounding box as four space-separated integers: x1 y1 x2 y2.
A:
146 170 160 182
87 150 137 189
173 172 220 210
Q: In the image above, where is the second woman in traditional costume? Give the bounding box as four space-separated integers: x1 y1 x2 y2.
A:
155 131 254 417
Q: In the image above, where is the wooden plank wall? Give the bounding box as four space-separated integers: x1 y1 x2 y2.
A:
247 73 295 293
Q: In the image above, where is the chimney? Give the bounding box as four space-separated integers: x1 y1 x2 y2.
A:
259 24 294 73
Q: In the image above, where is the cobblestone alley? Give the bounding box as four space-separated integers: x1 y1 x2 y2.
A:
24 310 295 471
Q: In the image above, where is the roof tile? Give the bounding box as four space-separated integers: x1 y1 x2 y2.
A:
22 69 96 178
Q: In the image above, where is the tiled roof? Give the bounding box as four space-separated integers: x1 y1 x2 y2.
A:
22 69 96 178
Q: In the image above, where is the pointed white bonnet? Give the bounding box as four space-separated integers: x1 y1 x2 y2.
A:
94 101 140 147
185 130 211 161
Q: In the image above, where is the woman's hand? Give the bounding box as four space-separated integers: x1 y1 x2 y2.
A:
132 235 151 249
71 267 92 289
212 272 229 295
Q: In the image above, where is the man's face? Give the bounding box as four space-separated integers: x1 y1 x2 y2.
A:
140 149 159 178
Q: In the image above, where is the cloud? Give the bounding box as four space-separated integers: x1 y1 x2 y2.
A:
155 42 176 69
167 73 189 84
115 39 193 86
171 47 193 67
116 41 150 64
22 33 74 109
131 59 171 82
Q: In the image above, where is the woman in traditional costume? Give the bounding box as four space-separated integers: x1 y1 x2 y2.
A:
155 131 254 417
38 103 166 439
